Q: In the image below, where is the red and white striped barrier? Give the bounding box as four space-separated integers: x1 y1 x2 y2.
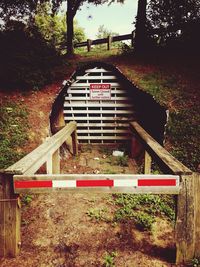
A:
14 175 179 190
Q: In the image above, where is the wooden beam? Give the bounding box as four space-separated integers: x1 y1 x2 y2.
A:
144 151 152 174
5 122 77 175
71 131 78 156
130 121 192 175
52 149 60 174
13 174 180 195
0 173 21 257
175 174 198 263
194 173 200 258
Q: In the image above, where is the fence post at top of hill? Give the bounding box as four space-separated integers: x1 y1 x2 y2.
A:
87 39 92 52
107 35 112 50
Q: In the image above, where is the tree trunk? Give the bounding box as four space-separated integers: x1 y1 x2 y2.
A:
66 1 74 55
135 0 147 53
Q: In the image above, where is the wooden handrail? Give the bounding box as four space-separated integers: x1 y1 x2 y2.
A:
4 121 77 175
130 121 192 175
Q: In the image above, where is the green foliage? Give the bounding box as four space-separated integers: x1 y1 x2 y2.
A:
113 194 175 230
0 102 29 169
0 22 67 90
86 207 108 221
106 155 128 167
34 3 86 52
21 194 33 206
190 257 200 267
103 251 118 267
167 109 200 170
134 212 155 230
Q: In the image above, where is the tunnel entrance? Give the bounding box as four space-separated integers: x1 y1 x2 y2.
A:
50 61 167 157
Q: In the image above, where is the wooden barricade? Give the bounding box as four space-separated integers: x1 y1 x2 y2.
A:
0 119 199 264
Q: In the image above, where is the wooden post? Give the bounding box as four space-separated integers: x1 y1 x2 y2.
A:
46 149 60 174
71 130 78 156
175 173 200 263
131 30 135 47
0 173 21 257
87 39 92 52
107 35 112 50
52 149 60 174
144 151 152 174
194 173 200 258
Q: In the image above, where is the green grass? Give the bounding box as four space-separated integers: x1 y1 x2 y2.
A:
0 101 29 169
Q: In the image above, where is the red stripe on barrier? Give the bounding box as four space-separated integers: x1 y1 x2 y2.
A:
14 180 52 188
76 180 114 187
138 179 176 186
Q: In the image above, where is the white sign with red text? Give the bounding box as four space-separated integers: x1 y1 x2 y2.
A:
90 84 111 100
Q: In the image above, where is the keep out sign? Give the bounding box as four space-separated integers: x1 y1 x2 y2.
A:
90 84 111 100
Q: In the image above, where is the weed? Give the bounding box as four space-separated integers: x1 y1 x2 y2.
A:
113 194 175 230
86 207 108 222
103 251 118 267
134 212 155 230
21 194 33 206
106 155 129 167
0 102 29 169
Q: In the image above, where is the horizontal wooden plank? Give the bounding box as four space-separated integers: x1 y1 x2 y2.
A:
64 96 130 101
77 136 131 140
64 103 133 107
77 123 129 127
85 69 110 73
130 121 192 175
76 75 117 80
13 174 180 194
70 83 120 87
13 186 180 194
64 110 133 114
5 122 77 175
64 116 133 121
77 129 129 133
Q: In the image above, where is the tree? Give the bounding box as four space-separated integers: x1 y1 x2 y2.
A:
134 0 147 52
147 0 200 49
34 3 86 52
0 0 125 55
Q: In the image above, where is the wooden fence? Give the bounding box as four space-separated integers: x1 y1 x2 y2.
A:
0 120 199 264
74 31 135 52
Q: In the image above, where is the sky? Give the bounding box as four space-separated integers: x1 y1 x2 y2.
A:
76 0 138 39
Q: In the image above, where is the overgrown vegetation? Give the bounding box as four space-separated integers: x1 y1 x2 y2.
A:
0 101 29 169
113 194 175 231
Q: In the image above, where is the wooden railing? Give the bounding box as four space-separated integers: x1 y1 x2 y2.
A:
130 121 200 263
74 31 135 52
0 120 199 264
0 121 78 257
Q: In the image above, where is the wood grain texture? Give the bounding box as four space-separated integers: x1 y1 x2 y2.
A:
176 174 195 263
130 121 192 175
5 122 77 175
